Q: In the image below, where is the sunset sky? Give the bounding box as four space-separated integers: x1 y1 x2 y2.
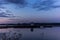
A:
0 0 60 24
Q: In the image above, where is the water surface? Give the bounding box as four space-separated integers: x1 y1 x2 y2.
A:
0 27 60 40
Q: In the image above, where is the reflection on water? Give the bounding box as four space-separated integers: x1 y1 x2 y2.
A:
0 30 22 40
0 27 60 40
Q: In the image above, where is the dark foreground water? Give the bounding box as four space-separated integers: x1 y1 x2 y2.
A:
0 27 60 40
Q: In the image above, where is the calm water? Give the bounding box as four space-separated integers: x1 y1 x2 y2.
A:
0 27 60 40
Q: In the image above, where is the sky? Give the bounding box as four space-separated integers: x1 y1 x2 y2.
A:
0 0 60 24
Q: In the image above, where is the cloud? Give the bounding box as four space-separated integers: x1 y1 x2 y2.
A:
0 12 15 17
5 0 25 4
0 0 27 8
0 12 9 17
0 8 15 18
32 0 60 11
1 0 60 11
0 0 8 4
5 0 27 7
0 0 18 18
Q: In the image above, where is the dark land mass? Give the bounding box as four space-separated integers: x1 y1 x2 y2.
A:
0 23 60 32
0 23 60 28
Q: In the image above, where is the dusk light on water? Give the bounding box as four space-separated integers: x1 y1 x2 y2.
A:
0 0 60 40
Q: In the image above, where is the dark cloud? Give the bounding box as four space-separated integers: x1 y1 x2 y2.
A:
6 0 25 4
0 12 15 17
5 0 27 7
0 0 8 5
0 8 15 18
0 0 60 11
0 0 17 18
0 12 8 17
32 0 60 11
0 0 27 8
